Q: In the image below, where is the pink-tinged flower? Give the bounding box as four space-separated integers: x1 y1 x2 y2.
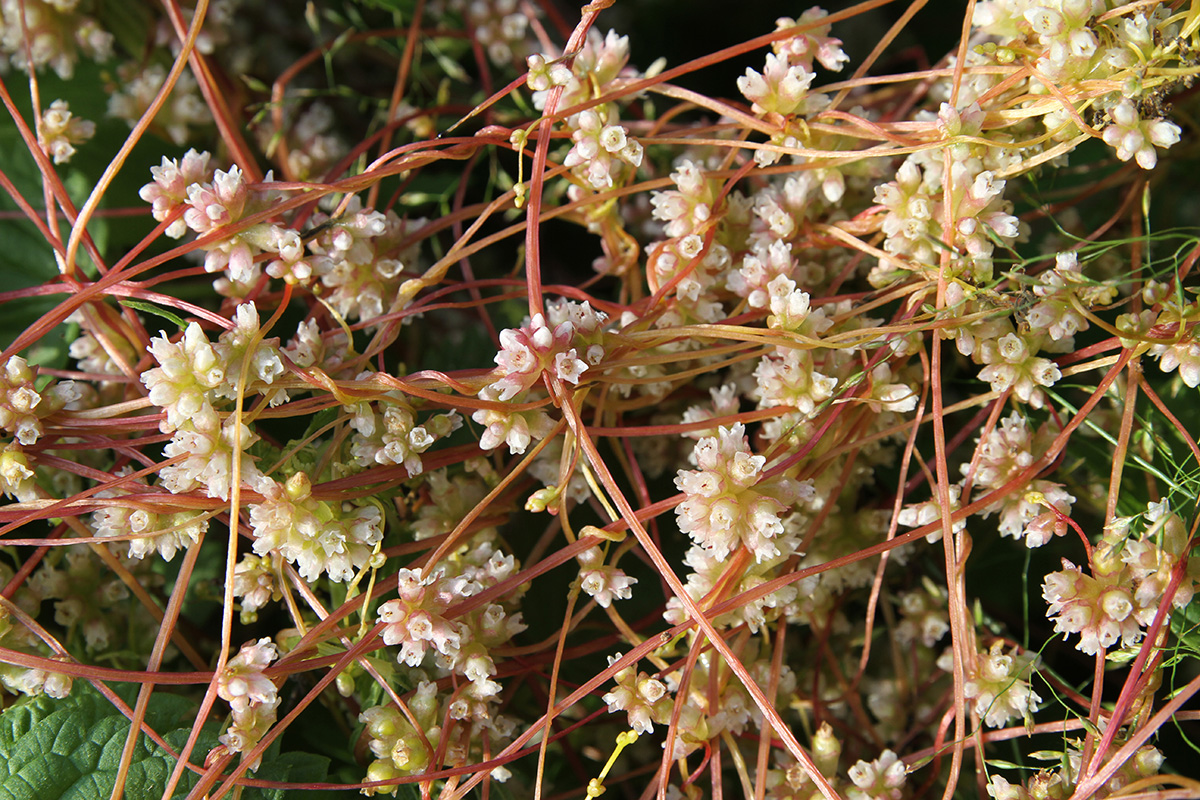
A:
218 637 279 714
1102 99 1180 170
232 554 281 621
378 568 465 667
138 150 214 238
1016 483 1076 547
184 166 249 236
1122 511 1200 611
772 8 849 72
484 309 603 401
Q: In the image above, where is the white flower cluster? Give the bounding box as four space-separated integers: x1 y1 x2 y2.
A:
307 199 426 322
873 129 1022 283
138 154 318 291
772 8 849 73
531 28 645 206
29 549 129 653
847 749 907 800
183 165 282 286
411 469 496 541
1137 292 1200 388
455 0 532 66
1026 251 1115 344
601 654 671 735
1120 509 1200 612
531 28 633 112
1043 557 1148 656
576 546 636 608
348 394 461 476
988 743 1166 800
562 106 643 192
524 53 571 92
253 101 346 182
141 303 284 499
216 638 279 770
0 356 80 446
898 484 964 544
765 275 832 335
970 2 1185 169
664 544 811 633
650 159 714 241
738 52 817 118
738 9 847 121
675 423 811 563
740 9 844 170
94 476 207 562
109 63 209 146
976 331 1062 409
1044 505 1200 656
231 553 281 623
961 641 1041 728
378 539 525 701
484 305 606 401
729 238 797 309
961 411 1078 547
249 472 383 583
754 347 838 420
0 604 72 699
474 300 607 454
895 585 950 647
139 149 215 238
0 0 113 79
36 99 93 164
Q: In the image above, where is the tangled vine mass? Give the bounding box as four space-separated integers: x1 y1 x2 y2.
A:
1 1 1200 798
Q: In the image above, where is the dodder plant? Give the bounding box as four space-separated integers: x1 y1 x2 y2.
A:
0 0 1199 798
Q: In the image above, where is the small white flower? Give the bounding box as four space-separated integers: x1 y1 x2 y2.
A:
1102 100 1180 170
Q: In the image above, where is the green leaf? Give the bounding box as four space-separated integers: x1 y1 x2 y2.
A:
0 124 106 368
118 299 188 334
1170 598 1200 657
0 683 210 800
0 684 336 800
245 744 334 800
